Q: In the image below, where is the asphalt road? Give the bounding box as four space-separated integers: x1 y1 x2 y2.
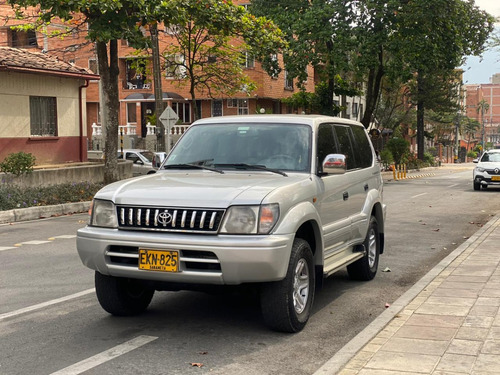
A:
1 164 500 375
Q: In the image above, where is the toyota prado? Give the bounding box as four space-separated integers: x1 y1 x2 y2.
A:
77 115 386 332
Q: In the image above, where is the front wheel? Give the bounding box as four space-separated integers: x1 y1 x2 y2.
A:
473 180 480 191
95 272 154 316
347 216 380 281
260 238 315 333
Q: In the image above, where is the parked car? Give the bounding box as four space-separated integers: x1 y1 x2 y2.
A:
152 151 168 169
117 149 156 176
77 115 386 332
473 149 500 190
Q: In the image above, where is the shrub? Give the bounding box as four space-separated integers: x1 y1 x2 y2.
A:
0 182 104 211
467 150 478 159
385 137 410 165
0 152 36 176
379 149 393 170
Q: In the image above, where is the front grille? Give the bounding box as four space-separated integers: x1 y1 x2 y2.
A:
116 205 225 233
107 246 221 272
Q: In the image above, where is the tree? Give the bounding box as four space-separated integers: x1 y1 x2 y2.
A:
159 0 284 120
391 0 494 160
463 117 480 152
477 98 490 148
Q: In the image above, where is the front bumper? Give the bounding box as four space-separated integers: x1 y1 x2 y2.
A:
474 174 500 187
76 226 294 285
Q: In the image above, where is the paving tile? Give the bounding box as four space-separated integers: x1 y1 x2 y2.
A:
432 287 479 298
451 266 495 277
394 325 457 341
435 353 476 373
446 339 482 356
469 305 499 317
364 351 439 373
425 296 476 307
438 281 484 291
359 370 424 375
475 297 500 307
445 275 489 283
481 339 500 354
486 326 500 340
455 326 489 341
480 289 500 298
415 303 470 317
473 353 500 372
405 314 464 328
381 337 448 355
463 315 494 328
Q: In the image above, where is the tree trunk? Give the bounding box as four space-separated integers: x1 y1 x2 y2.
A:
361 48 384 129
97 40 120 184
151 23 166 152
416 74 425 160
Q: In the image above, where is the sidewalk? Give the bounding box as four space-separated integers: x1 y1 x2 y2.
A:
315 213 500 375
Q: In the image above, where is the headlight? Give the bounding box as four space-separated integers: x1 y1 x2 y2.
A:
89 199 118 228
220 204 279 234
476 167 486 172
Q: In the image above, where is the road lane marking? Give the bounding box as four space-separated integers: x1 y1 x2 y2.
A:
15 240 52 246
411 192 428 199
50 335 158 375
448 184 459 188
0 246 16 252
49 235 77 240
0 288 95 322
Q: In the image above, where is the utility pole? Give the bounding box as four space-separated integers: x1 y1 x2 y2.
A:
151 23 166 152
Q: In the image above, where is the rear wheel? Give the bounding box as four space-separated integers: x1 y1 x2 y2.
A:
347 216 380 281
95 272 154 316
260 238 315 333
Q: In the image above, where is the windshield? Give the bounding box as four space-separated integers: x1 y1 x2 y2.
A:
165 123 312 172
481 152 500 163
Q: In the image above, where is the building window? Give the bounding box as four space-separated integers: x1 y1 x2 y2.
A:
284 70 294 90
227 99 238 108
352 103 359 117
242 52 255 69
164 25 181 35
238 99 249 115
165 54 186 79
9 28 38 48
30 96 57 136
212 100 223 117
127 102 137 124
88 58 98 74
171 102 191 123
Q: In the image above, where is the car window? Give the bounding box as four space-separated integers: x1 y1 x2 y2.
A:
351 125 373 168
481 152 500 162
333 125 357 170
139 151 154 162
317 123 338 169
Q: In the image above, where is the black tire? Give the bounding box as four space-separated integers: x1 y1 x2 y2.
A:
473 181 480 191
260 238 315 333
95 272 154 316
347 216 380 281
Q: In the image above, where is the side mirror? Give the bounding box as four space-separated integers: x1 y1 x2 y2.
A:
473 159 478 163
322 154 346 175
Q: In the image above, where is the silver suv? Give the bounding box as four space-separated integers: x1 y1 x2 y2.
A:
77 115 386 332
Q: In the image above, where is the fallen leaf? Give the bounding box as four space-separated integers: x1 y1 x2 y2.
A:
385 303 390 308
190 363 204 368
382 267 391 272
199 351 208 355
433 228 440 232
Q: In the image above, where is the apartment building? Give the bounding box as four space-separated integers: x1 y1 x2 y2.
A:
465 78 500 148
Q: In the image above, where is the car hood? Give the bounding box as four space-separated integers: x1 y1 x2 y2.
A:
96 170 310 207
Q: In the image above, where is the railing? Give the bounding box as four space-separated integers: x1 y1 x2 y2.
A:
92 122 190 136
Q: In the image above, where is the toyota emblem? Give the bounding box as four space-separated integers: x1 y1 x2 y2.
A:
157 211 172 226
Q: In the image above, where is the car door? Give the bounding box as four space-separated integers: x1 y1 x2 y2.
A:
334 124 377 243
315 123 353 255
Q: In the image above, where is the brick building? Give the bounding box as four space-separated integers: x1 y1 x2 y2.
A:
465 78 500 149
0 1 325 153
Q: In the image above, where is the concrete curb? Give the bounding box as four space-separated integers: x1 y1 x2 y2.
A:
313 213 500 375
0 201 91 224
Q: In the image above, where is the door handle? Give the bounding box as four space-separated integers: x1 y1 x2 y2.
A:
343 191 349 201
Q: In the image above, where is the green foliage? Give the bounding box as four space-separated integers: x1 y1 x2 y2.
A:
0 182 104 211
379 148 393 170
0 152 36 176
386 137 410 165
467 150 478 159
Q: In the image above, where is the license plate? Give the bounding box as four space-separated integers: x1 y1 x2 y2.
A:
138 249 179 272
492 176 500 181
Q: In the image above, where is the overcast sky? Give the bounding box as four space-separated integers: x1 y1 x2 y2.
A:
462 0 500 84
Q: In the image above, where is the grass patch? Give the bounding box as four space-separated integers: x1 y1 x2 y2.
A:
0 182 104 211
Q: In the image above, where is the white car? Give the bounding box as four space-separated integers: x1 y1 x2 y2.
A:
117 149 155 176
473 149 500 190
78 115 386 332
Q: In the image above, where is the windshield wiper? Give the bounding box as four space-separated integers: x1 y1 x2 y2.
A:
215 163 287 177
163 163 224 174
